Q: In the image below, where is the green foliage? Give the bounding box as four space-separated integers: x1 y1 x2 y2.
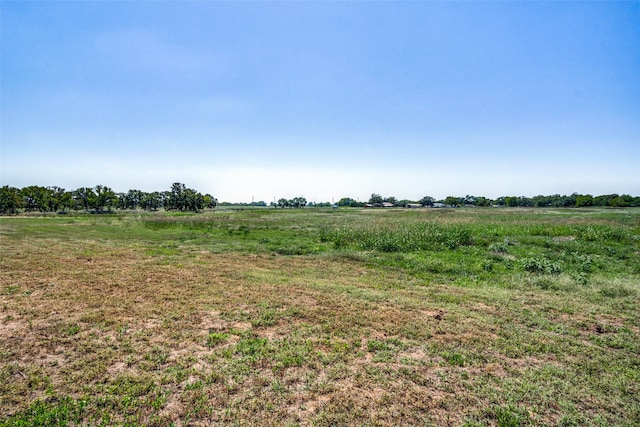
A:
324 222 475 253
206 332 229 347
0 396 87 427
64 324 81 336
0 186 23 214
445 196 463 207
491 404 531 427
367 338 406 362
520 257 561 275
166 182 205 212
419 195 435 207
276 196 307 208
443 351 465 366
489 242 509 253
91 185 117 212
368 193 383 204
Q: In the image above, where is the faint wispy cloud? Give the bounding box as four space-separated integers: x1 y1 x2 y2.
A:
93 28 223 77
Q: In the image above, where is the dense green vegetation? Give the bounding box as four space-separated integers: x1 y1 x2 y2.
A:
1 207 639 425
2 183 639 215
0 183 217 214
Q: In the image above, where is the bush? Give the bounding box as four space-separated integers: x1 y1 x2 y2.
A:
489 242 509 253
520 257 561 275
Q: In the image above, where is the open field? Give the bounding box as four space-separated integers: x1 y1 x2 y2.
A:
1 208 639 426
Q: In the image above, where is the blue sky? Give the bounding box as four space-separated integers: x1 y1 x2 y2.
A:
2 1 639 202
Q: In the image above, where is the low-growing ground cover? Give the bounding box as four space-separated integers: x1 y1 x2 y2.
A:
1 208 639 426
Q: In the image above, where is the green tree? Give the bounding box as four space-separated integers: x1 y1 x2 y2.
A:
291 196 307 208
504 196 519 207
92 185 117 212
532 195 550 207
48 187 73 212
609 195 632 207
338 197 356 207
73 187 95 211
21 185 52 212
203 194 218 209
140 192 161 211
0 186 24 214
166 182 187 211
369 193 383 204
575 194 593 208
474 196 492 207
165 183 205 212
183 188 204 211
444 196 462 207
115 190 141 210
419 196 435 207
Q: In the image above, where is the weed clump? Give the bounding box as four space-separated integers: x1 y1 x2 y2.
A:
206 332 229 347
489 242 509 253
520 257 561 275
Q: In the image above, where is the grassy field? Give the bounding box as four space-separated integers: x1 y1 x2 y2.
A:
1 207 639 426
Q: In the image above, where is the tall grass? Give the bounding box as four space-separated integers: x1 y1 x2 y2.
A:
322 222 474 252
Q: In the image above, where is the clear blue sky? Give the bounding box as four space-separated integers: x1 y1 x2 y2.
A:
2 1 639 202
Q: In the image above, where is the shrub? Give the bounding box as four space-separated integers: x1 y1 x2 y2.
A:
489 242 509 253
520 257 561 275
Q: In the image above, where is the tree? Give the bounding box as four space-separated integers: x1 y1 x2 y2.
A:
562 193 577 208
369 193 383 204
203 194 218 209
0 186 24 214
474 196 492 207
118 189 143 210
463 195 476 206
419 196 435 207
21 185 51 212
183 188 204 211
92 185 117 212
575 194 593 208
140 192 161 211
291 196 307 208
609 195 633 207
503 196 518 207
166 182 187 211
49 187 73 212
444 196 462 207
73 187 95 211
532 195 550 207
165 183 205 212
338 197 356 207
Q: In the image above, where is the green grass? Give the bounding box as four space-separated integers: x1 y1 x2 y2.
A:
1 207 639 425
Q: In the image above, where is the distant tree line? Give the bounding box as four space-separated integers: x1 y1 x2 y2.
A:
352 193 639 208
0 183 217 215
274 197 308 209
2 185 638 215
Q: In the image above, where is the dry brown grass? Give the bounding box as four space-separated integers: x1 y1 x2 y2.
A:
0 239 490 425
